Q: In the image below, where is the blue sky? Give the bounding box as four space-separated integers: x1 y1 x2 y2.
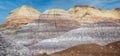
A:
0 0 120 24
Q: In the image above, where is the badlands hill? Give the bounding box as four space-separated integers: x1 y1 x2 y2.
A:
1 5 41 27
0 5 120 56
0 7 81 47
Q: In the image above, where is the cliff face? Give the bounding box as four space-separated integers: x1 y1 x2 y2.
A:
1 5 41 27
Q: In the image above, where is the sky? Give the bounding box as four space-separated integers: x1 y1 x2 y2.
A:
0 0 120 24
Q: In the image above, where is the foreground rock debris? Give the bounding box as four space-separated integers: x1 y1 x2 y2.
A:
106 41 120 51
50 44 120 56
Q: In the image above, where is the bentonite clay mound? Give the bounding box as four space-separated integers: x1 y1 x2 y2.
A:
49 44 120 56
